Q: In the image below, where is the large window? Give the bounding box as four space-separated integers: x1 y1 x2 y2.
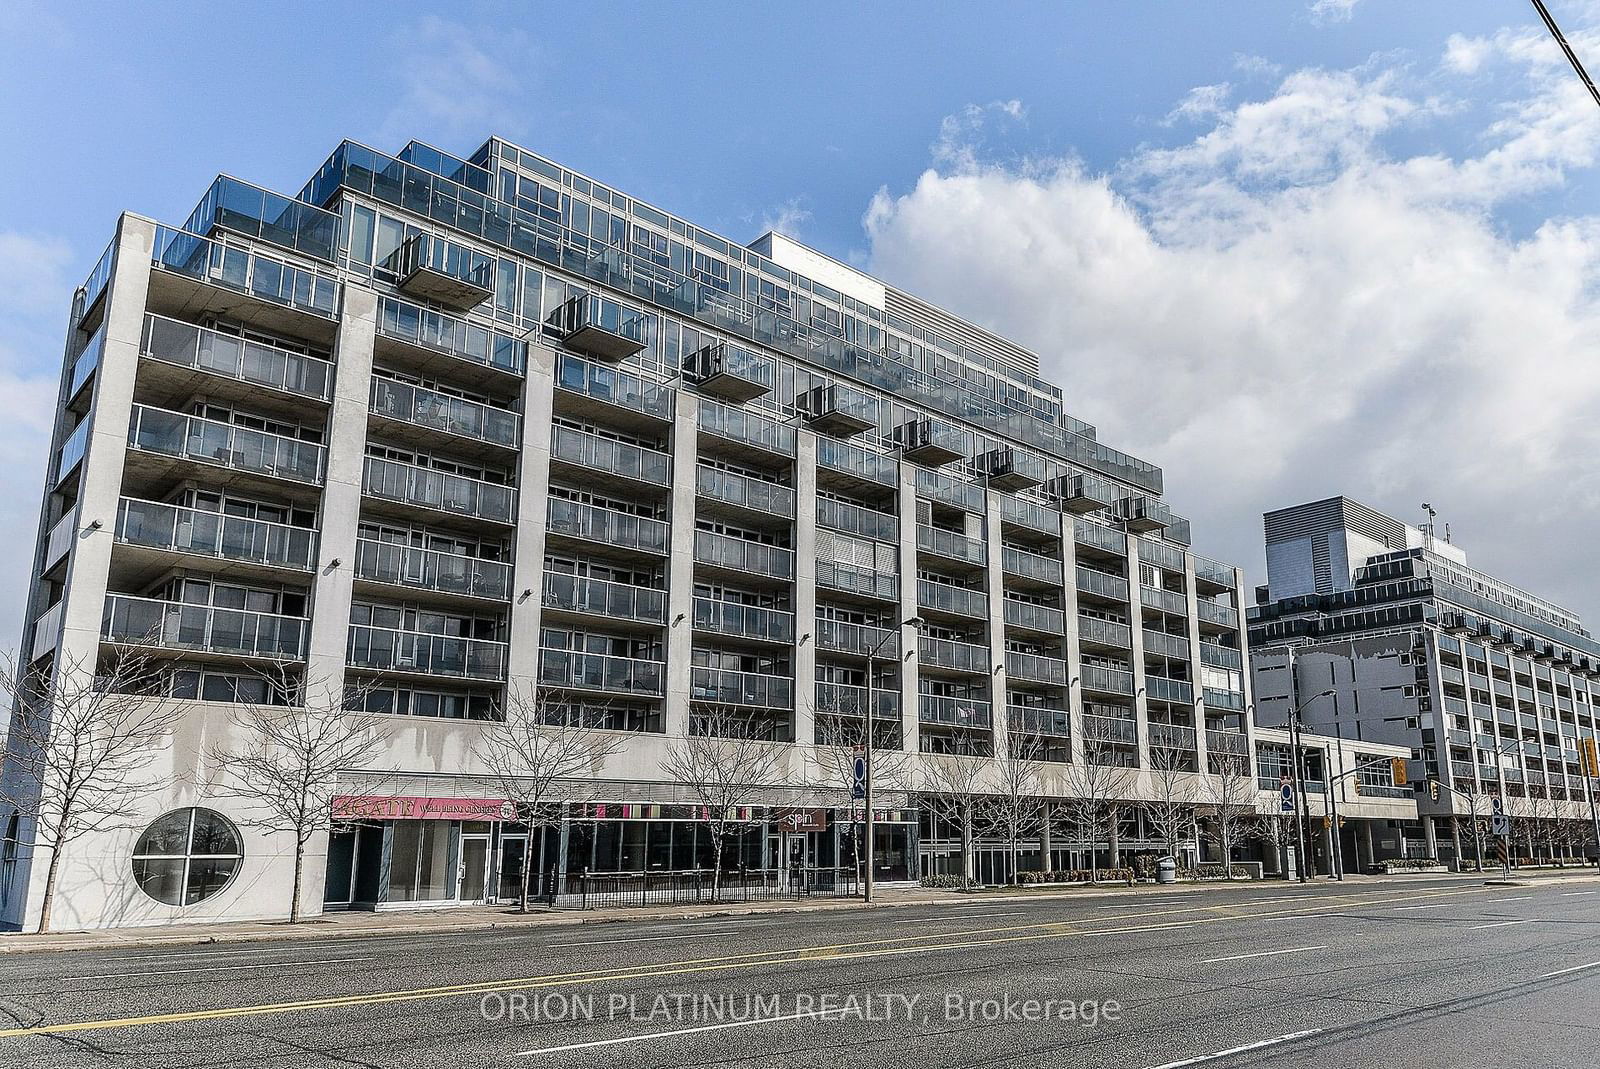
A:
131 808 243 906
387 820 454 903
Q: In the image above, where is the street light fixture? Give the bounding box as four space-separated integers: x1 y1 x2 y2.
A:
864 615 924 903
1284 686 1334 883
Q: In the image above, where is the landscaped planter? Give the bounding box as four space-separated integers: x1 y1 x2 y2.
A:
1379 861 1448 874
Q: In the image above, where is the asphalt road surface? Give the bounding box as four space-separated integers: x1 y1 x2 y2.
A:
0 876 1597 1068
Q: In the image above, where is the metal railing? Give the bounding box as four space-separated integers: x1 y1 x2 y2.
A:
117 497 317 571
1146 675 1194 704
103 593 307 660
817 497 897 542
690 666 794 709
539 648 665 696
1002 545 1064 585
347 624 508 681
814 618 898 657
920 694 993 728
552 425 670 485
696 465 795 517
694 530 794 579
1206 729 1249 756
129 404 325 485
916 524 986 565
371 377 519 447
1077 615 1132 649
1076 566 1130 602
150 226 339 318
566 867 858 909
1140 585 1189 616
1006 651 1070 685
542 573 666 623
1074 519 1127 555
1081 664 1135 696
698 398 794 455
363 456 515 523
1004 600 1066 634
142 314 332 401
380 295 526 376
546 498 669 554
1199 641 1243 670
1083 712 1138 745
692 598 796 643
353 539 511 601
815 560 898 600
1142 629 1191 660
919 636 990 673
917 580 988 619
1197 599 1239 629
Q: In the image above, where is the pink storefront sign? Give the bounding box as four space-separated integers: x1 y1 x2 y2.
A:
331 795 517 822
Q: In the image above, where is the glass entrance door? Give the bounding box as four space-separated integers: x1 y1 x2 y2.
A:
459 835 490 903
497 834 527 902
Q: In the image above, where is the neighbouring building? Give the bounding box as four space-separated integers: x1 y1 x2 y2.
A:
1249 496 1600 871
5 136 1263 930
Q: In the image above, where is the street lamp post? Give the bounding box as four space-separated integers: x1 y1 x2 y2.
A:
864 615 923 903
1284 681 1334 884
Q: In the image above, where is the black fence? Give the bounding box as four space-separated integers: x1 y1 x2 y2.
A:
562 866 860 910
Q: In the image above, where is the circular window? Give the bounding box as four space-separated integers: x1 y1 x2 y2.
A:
131 808 243 906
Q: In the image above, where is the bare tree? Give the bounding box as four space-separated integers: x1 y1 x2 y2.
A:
1059 731 1133 882
662 703 788 901
0 646 181 932
1203 752 1255 870
1143 736 1195 860
1251 811 1295 877
917 751 995 890
992 732 1045 885
811 700 912 882
473 684 624 910
208 671 391 923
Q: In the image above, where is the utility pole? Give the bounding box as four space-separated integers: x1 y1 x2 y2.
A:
864 616 923 903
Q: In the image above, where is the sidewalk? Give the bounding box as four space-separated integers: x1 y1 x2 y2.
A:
3 867 1594 956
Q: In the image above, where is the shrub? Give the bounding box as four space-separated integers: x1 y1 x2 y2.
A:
1384 857 1441 872
1133 855 1156 879
918 874 966 889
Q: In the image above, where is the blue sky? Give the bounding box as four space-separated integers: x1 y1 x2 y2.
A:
4 0 1600 643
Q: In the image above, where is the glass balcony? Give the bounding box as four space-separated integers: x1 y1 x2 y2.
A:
68 326 105 400
1004 600 1066 634
539 648 664 696
1142 629 1191 660
547 293 649 361
379 296 526 377
129 404 325 485
546 497 669 555
1056 473 1115 514
917 525 986 566
79 238 114 317
1117 495 1173 533
815 682 899 721
817 498 898 543
1074 518 1126 555
1203 687 1247 712
371 378 519 448
363 456 515 524
696 465 795 517
694 530 794 580
1006 651 1070 685
999 495 1061 537
692 598 796 643
1199 642 1243 670
816 560 899 601
1194 556 1235 589
142 314 332 401
1083 712 1138 745
387 233 494 309
555 361 675 434
56 418 90 488
896 418 969 466
1001 545 1063 585
150 226 338 319
552 426 670 486
1076 566 1130 603
1008 706 1072 738
980 447 1047 491
699 399 795 455
116 497 317 572
814 618 898 657
1137 537 1186 572
682 342 773 402
1206 728 1249 756
915 468 987 512
1146 675 1194 704
1081 664 1135 696
691 666 793 709
103 593 307 660
1149 722 1198 750
917 580 988 619
919 636 990 673
1077 615 1132 649
187 175 339 263
817 438 897 486
1140 586 1189 616
542 573 666 623
43 506 78 572
800 383 877 436
353 538 511 601
920 694 992 729
1197 600 1240 629
348 624 507 681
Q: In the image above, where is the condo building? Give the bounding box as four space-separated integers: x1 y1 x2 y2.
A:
1249 496 1600 870
4 136 1257 929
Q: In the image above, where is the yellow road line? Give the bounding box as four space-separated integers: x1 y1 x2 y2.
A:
0 884 1493 1040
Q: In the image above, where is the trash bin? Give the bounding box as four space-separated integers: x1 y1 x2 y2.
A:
1156 856 1178 885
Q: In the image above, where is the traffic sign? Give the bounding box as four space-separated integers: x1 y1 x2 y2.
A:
1491 796 1510 836
1280 784 1295 812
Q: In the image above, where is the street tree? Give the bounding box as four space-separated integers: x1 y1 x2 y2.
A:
917 750 996 890
1143 731 1195 860
0 646 181 933
1203 752 1255 870
991 731 1046 885
811 697 912 880
1059 729 1133 882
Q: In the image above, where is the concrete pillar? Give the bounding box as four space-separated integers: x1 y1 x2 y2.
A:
1361 822 1375 871
1126 532 1151 769
1183 550 1207 772
984 490 1009 758
1060 514 1087 765
664 392 700 738
1040 802 1053 868
505 344 556 693
305 287 377 697
1422 814 1439 860
792 434 818 745
1109 808 1122 868
897 467 919 752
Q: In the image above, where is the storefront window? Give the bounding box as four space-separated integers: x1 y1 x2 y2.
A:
131 808 243 906
387 820 454 902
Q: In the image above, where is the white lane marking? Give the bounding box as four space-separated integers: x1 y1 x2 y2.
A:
1394 904 1447 911
1198 945 1327 964
1496 897 1534 902
1468 920 1531 930
1142 1029 1326 1069
517 1009 823 1056
896 911 1027 923
1539 961 1600 980
549 931 737 948
43 957 370 983
1560 891 1597 897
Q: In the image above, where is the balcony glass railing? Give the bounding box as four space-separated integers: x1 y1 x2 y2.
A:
1002 545 1063 585
698 398 794 455
389 233 494 291
379 296 526 376
548 292 650 358
1137 537 1186 572
919 636 990 673
815 560 898 600
142 314 332 401
814 618 898 657
691 666 793 709
353 538 511 601
546 497 669 554
694 531 794 580
68 326 105 399
1206 728 1249 756
917 525 986 566
348 624 507 681
79 239 114 316
187 175 339 263
552 426 670 486
1006 651 1070 685
103 593 306 660
920 694 993 729
1140 585 1189 616
56 418 90 487
1083 713 1138 745
1203 687 1247 712
1081 664 1135 696
1004 600 1066 634
151 226 338 319
817 438 897 486
1074 518 1126 555
1194 556 1235 588
1149 723 1198 750
817 498 897 543
1076 566 1130 602
815 682 899 721
1197 600 1239 629
1146 675 1194 704
539 648 664 696
999 495 1061 536
1142 629 1191 660
696 465 795 517
542 573 666 623
371 378 519 448
918 580 988 619
1008 706 1072 737
557 352 672 420
1199 642 1243 670
1077 615 1132 648
117 497 317 571
692 598 796 643
363 456 514 523
914 468 986 513
129 404 325 485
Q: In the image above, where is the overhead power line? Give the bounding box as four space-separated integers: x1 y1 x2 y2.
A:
1530 0 1600 110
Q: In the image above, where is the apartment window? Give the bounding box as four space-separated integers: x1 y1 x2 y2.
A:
131 808 243 907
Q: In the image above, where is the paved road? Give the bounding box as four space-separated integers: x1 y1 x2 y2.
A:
0 876 1596 1067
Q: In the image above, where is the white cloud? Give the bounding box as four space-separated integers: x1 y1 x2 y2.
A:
933 100 1029 172
863 34 1600 619
375 17 532 147
1308 0 1363 26
761 197 813 239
